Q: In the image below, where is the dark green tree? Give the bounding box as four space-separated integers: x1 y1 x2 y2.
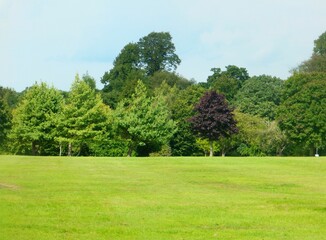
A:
169 85 206 156
189 90 238 157
235 75 283 120
0 98 11 151
101 43 145 108
277 73 326 155
138 32 181 76
207 65 249 101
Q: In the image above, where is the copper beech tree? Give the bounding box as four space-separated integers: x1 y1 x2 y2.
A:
189 90 238 157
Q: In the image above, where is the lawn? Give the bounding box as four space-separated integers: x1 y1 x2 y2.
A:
0 156 325 240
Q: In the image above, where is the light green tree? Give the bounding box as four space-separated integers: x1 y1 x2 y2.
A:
9 83 63 155
56 74 111 156
114 80 176 156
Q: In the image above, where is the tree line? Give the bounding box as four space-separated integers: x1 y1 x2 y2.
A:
0 31 325 156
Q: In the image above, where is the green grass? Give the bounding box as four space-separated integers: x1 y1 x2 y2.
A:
0 156 325 240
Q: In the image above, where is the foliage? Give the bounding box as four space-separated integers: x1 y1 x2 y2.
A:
277 72 326 155
101 43 145 108
207 65 249 101
147 71 194 93
0 98 12 151
114 80 176 156
169 85 206 156
313 31 326 56
8 82 63 155
294 31 326 73
235 75 283 120
101 32 181 107
56 74 111 156
189 90 238 156
234 111 287 156
138 32 181 75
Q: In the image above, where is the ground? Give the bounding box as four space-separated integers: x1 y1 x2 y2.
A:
0 156 325 239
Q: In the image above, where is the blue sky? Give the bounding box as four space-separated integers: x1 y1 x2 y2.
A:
1 0 325 91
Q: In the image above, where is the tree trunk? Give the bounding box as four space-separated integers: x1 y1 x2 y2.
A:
32 142 37 156
127 145 133 157
68 142 72 156
221 149 226 157
59 144 62 157
209 140 214 157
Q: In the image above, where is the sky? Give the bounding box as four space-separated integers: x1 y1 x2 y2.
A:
1 0 325 92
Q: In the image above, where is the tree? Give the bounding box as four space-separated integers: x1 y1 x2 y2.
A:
294 31 326 73
233 111 287 156
101 32 181 107
169 85 206 156
235 75 283 120
207 65 249 101
114 80 176 157
313 31 326 56
277 73 326 155
101 43 145 108
57 74 111 156
189 90 238 157
138 32 181 76
0 98 11 151
9 83 63 155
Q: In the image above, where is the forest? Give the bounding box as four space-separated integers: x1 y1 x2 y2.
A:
0 31 325 157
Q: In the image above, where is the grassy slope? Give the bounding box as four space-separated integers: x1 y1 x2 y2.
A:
0 156 325 240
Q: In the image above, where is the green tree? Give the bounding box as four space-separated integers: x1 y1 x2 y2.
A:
234 111 287 156
114 80 176 157
294 31 326 73
0 98 11 151
147 71 194 93
235 75 283 120
277 73 326 155
169 85 206 156
138 32 181 76
9 83 63 155
207 65 249 101
57 74 111 156
313 31 326 56
101 43 145 108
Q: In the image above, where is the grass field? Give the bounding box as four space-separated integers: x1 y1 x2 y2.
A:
0 156 325 239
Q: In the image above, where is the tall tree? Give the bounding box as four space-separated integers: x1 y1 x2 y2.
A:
114 80 176 156
138 32 181 76
101 43 145 108
189 90 238 157
277 72 326 155
9 83 63 155
57 74 110 156
235 75 283 120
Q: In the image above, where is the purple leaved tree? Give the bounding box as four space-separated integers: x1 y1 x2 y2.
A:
189 90 238 157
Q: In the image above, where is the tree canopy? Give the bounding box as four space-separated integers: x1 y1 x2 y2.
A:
189 90 238 156
235 75 283 120
277 72 326 155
